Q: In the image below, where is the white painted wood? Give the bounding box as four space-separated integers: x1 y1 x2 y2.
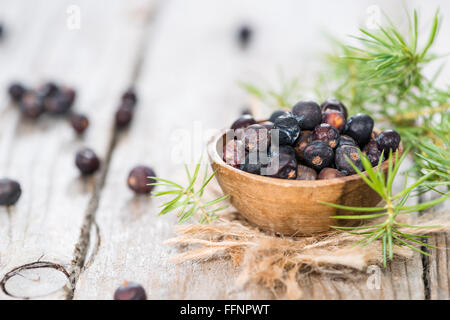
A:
429 233 450 300
0 0 146 299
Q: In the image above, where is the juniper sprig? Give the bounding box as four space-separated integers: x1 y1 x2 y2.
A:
149 158 229 224
320 151 448 267
317 9 449 187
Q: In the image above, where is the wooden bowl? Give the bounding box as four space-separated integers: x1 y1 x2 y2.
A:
207 128 403 236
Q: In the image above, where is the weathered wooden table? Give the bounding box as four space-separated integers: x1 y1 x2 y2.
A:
0 0 448 300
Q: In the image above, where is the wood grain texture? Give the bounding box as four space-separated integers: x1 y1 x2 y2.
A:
0 0 448 300
428 233 450 300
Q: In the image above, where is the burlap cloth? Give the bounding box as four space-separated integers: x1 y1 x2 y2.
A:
164 170 450 299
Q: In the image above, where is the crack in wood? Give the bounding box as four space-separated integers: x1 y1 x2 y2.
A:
84 221 102 271
421 242 431 300
418 193 431 300
0 261 70 299
64 1 163 300
65 129 118 300
6 207 12 245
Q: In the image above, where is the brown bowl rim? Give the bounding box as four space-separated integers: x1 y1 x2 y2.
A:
207 126 403 187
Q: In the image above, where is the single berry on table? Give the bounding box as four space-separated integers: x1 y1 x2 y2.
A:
114 281 147 300
296 165 317 180
318 168 345 180
8 83 26 102
322 110 346 132
115 104 134 128
344 113 374 147
237 25 252 48
376 130 401 155
303 141 334 171
291 101 322 130
273 113 300 146
335 145 363 174
75 148 100 175
128 166 156 194
0 178 22 206
70 113 89 135
313 123 340 149
320 98 348 119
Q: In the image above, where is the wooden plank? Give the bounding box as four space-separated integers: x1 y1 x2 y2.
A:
0 0 69 299
428 233 449 300
0 0 146 299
